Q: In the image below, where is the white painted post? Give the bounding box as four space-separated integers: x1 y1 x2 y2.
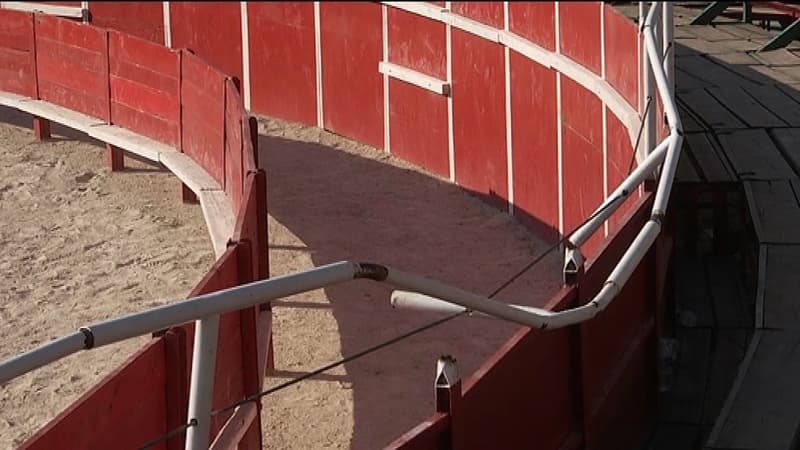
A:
662 2 674 98
503 1 514 215
642 2 655 157
163 1 172 48
185 315 221 450
240 2 251 110
445 1 455 182
314 2 324 128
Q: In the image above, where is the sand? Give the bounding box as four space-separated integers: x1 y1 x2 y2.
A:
0 107 214 449
257 117 563 449
0 104 563 450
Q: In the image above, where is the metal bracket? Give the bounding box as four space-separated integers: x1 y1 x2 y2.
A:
563 247 585 286
690 2 734 25
760 18 800 51
435 355 459 389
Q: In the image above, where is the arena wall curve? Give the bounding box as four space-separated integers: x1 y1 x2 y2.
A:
0 2 674 449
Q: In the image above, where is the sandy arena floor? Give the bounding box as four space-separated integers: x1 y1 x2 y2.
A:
0 107 214 449
0 105 564 449
257 116 563 449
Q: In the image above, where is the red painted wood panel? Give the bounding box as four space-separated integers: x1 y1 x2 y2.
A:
606 111 640 234
21 339 168 450
0 9 35 97
559 2 602 75
169 2 243 84
89 2 164 44
510 51 559 241
247 2 317 126
225 80 245 214
319 2 383 148
452 29 507 208
577 193 656 450
509 2 556 51
181 50 225 185
388 8 445 79
461 327 575 449
34 15 109 120
561 77 604 254
604 4 639 108
387 8 448 177
451 2 503 28
109 31 180 147
457 288 577 449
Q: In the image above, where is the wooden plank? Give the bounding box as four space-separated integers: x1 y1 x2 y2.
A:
707 85 787 127
744 85 800 127
678 89 746 130
678 55 757 88
675 68 714 91
747 64 800 84
89 123 177 162
706 255 753 328
750 48 800 67
702 330 752 427
743 180 800 244
684 132 736 182
674 254 715 327
676 149 702 183
716 129 796 179
709 330 800 450
208 403 258 450
776 83 800 104
772 65 800 83
199 189 236 258
678 101 708 133
683 25 741 42
647 424 701 450
12 97 105 130
160 151 222 193
660 329 711 424
771 128 800 172
763 245 800 331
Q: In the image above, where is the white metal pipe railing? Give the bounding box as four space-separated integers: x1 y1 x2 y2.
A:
567 138 668 248
394 2 682 330
0 4 682 447
185 315 220 450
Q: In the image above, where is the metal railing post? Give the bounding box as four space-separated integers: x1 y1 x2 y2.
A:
662 2 674 99
185 315 221 450
642 3 656 158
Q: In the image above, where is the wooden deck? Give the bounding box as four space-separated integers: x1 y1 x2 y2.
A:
612 4 800 450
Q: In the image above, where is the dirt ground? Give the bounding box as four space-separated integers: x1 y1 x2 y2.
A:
0 105 564 450
0 107 214 449
257 116 563 449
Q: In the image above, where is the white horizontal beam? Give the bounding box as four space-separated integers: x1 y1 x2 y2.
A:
1 1 84 18
378 61 450 96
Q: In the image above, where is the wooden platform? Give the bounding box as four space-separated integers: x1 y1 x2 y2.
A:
645 4 800 450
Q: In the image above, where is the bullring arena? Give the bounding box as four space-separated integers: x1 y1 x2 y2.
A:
3 2 800 450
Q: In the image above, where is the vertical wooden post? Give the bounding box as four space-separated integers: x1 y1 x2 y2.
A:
33 116 50 140
235 240 262 450
435 356 462 450
107 144 124 171
164 327 189 450
182 184 199 204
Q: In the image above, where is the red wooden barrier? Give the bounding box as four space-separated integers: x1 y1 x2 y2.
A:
577 194 657 450
561 77 605 256
34 15 109 121
21 339 170 450
224 79 245 214
247 2 317 127
180 50 226 185
319 2 384 149
0 9 36 97
169 2 244 86
386 7 449 177
108 30 181 147
88 2 164 45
